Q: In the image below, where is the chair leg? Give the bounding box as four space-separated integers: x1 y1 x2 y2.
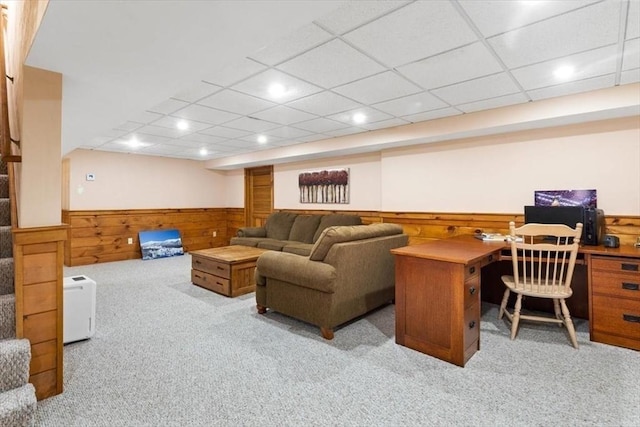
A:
560 299 579 349
553 299 563 325
498 289 510 319
511 294 523 340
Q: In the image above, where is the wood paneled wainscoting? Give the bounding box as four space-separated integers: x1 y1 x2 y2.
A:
63 208 235 266
13 225 67 400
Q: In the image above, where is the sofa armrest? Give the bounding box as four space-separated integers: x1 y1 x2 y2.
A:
256 251 337 293
237 227 267 238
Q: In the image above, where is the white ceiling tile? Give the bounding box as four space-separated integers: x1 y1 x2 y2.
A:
327 106 393 126
277 39 386 88
172 81 222 103
215 139 264 150
202 57 267 87
84 136 113 147
251 105 318 125
171 104 240 125
135 125 185 139
198 126 252 139
138 144 187 155
456 92 529 114
223 116 281 133
361 117 410 131
324 127 366 137
154 139 204 149
152 116 211 133
263 126 312 139
292 117 349 133
512 45 618 90
488 1 620 68
372 92 448 117
527 74 616 100
620 68 640 84
148 98 190 115
197 89 276 115
179 133 226 145
270 139 307 147
403 107 462 123
131 133 173 144
113 121 144 132
332 71 422 105
315 1 410 35
397 42 504 90
627 0 640 40
343 1 478 67
129 111 164 124
297 133 330 143
459 0 600 38
94 142 139 153
431 73 520 105
285 91 362 116
102 128 129 138
249 23 334 65
231 68 323 103
238 134 283 145
622 38 640 71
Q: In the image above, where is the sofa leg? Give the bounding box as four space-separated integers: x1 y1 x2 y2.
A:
256 304 267 314
320 327 334 340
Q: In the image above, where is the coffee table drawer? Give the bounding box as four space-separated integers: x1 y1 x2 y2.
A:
192 256 231 279
191 270 230 295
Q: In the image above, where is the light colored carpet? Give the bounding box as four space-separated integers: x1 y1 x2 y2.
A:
35 254 639 426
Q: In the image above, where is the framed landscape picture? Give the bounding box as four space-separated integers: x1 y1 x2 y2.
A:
298 168 349 204
139 229 184 260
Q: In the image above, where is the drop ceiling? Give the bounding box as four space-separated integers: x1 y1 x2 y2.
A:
26 0 640 168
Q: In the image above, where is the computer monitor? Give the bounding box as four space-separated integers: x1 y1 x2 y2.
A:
524 205 584 228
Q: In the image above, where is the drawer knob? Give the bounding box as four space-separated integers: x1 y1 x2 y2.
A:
468 320 476 329
469 287 476 295
469 266 476 275
622 282 639 291
195 260 201 264
488 255 493 262
621 263 639 272
622 314 640 323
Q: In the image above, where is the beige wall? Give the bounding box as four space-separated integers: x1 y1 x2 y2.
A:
20 65 62 227
65 149 230 210
66 116 640 216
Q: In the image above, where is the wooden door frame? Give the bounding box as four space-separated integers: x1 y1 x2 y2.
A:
244 165 273 226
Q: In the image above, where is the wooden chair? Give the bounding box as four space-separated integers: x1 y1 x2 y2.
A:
498 221 583 348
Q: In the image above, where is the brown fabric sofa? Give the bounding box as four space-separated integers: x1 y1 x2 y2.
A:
255 223 408 339
230 212 362 256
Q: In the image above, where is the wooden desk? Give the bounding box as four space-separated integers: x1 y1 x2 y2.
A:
391 237 640 367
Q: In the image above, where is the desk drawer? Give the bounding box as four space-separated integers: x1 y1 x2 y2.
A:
592 272 640 300
591 257 640 275
464 275 480 309
465 262 481 280
464 301 480 350
192 257 231 279
191 270 230 295
592 295 640 338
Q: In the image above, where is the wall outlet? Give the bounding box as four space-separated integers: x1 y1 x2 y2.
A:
212 231 217 237
127 237 133 245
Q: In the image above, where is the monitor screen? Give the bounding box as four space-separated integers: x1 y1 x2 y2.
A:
524 205 584 228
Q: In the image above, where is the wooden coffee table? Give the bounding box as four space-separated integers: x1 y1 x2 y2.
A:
190 246 269 297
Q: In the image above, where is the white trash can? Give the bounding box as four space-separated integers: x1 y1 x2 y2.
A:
63 275 96 344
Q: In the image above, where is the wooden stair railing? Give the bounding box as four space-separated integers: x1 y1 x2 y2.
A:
0 5 19 163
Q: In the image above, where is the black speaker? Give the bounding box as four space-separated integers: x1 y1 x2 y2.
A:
583 208 604 246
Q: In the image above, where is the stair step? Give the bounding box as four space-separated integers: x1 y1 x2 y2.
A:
0 175 7 198
0 294 16 340
0 225 11 259
0 383 36 427
0 258 13 296
0 199 8 227
0 159 6 175
0 338 31 393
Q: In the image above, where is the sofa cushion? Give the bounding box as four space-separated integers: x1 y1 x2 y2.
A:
257 239 288 251
309 223 403 261
265 212 298 240
229 237 261 247
282 242 314 257
312 214 362 243
236 227 266 238
288 215 322 243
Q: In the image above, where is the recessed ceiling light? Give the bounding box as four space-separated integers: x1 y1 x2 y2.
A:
353 113 367 124
554 65 575 80
199 148 208 156
257 135 268 144
176 120 189 130
268 83 287 98
128 136 141 148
